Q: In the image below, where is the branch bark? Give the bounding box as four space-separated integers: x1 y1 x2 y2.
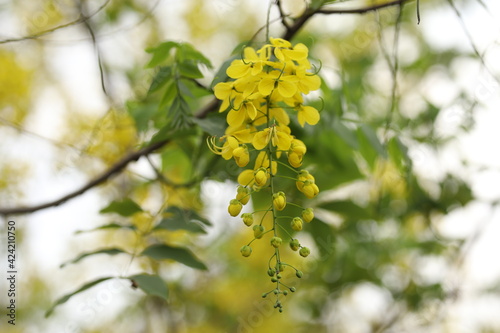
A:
0 0 412 216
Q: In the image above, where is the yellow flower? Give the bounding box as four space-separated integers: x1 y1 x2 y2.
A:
297 105 320 127
296 67 321 94
258 71 298 98
228 199 243 217
273 191 286 211
227 47 268 78
252 126 293 151
238 169 255 187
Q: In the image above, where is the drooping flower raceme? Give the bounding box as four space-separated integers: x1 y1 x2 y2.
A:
208 37 321 311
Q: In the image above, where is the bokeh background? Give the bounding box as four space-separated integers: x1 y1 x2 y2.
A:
1 0 500 332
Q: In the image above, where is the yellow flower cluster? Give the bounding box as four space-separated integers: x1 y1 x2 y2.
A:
209 37 320 192
208 37 321 310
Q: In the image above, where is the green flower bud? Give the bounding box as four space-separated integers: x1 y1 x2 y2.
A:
272 191 287 211
262 293 267 298
267 268 276 277
253 225 265 239
273 289 279 295
290 287 296 292
299 247 310 257
241 213 253 226
290 239 300 251
291 217 303 231
302 208 314 223
277 273 282 279
278 263 284 272
240 245 252 257
296 270 303 278
270 236 282 248
228 199 242 217
279 308 283 313
271 277 278 282
283 290 288 296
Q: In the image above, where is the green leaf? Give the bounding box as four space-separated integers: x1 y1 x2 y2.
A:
357 125 387 169
60 248 127 268
127 101 158 132
75 223 137 234
179 60 203 79
128 274 168 301
332 120 358 149
45 277 114 317
159 81 177 108
100 198 143 217
361 124 387 157
146 41 179 68
318 200 371 220
141 244 207 270
388 137 411 174
192 114 226 136
148 66 173 94
211 55 239 89
154 206 210 234
177 43 212 68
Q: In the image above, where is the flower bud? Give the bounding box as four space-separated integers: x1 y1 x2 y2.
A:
299 247 310 257
253 225 265 239
236 186 251 205
270 236 282 248
233 145 250 167
240 245 252 257
296 270 303 278
272 191 287 211
267 268 276 277
228 199 243 217
271 277 278 282
291 217 303 231
290 287 296 292
283 290 288 296
278 263 284 272
254 168 268 187
289 239 300 251
302 208 314 223
241 213 253 226
301 180 319 198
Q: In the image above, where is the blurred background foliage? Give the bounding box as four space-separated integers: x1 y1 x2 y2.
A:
0 0 498 332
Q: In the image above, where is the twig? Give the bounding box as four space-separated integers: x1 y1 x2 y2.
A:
0 0 111 44
276 0 291 30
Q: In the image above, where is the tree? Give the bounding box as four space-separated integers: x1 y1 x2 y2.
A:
0 0 498 332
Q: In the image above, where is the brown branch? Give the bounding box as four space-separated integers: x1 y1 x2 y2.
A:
316 0 412 14
0 0 110 44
